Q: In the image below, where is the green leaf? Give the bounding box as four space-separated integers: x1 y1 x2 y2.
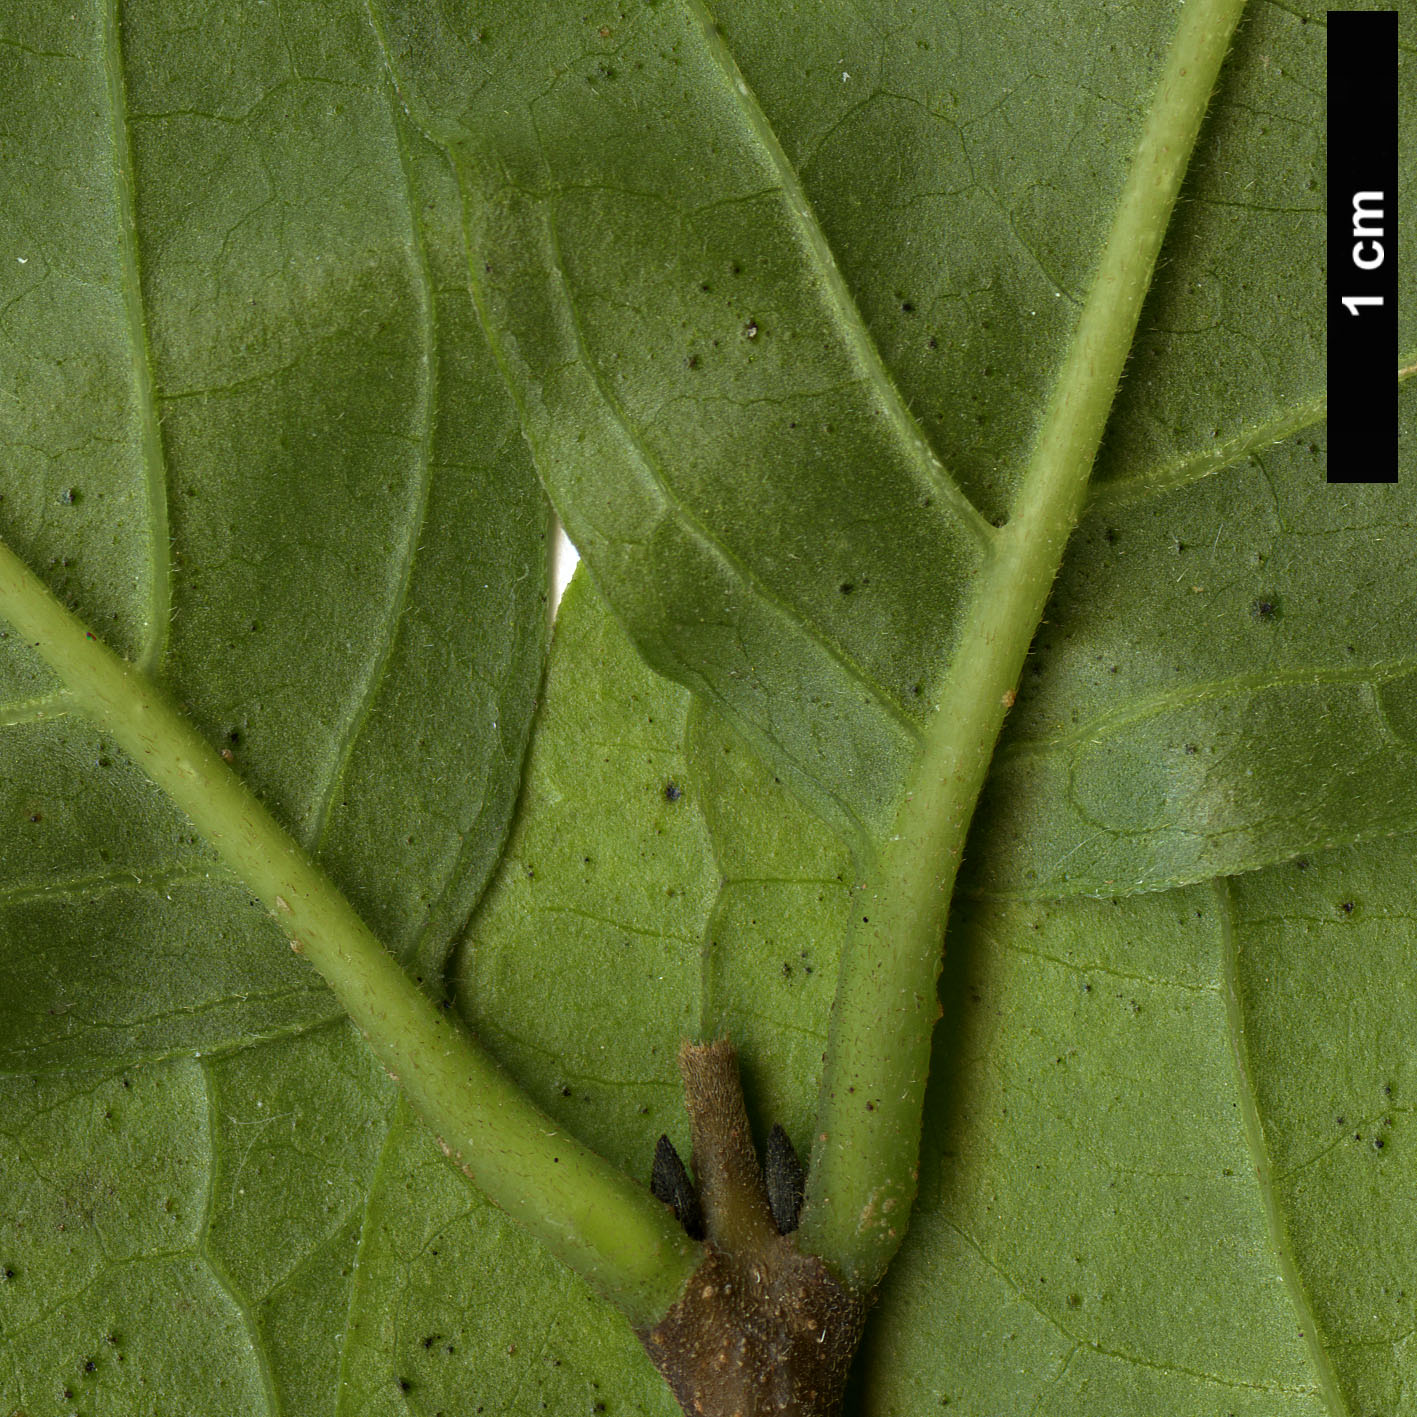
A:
373 0 997 844
464 579 1417 1415
0 0 549 1065
372 0 1413 1293
968 452 1417 897
461 574 852 1177
373 0 1417 873
2 0 1415 1414
862 835 1417 1415
0 0 566 1408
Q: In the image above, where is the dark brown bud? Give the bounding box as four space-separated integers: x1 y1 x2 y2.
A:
764 1124 805 1234
652 1134 705 1240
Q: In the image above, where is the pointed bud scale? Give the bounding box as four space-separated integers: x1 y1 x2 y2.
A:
763 1123 805 1235
651 1134 704 1240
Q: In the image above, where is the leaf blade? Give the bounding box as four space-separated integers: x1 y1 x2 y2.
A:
459 573 1417 1414
0 6 549 1066
375 0 997 841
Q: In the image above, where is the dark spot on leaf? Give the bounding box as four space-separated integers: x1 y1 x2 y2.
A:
1104 526 1118 544
743 319 758 338
1375 1137 1385 1150
927 336 938 349
84 1359 96 1373
1341 901 1355 914
685 353 699 369
1251 598 1277 621
664 782 682 801
901 301 915 313
399 1377 412 1391
62 487 80 504
839 583 854 595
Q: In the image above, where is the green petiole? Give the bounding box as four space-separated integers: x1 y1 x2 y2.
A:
0 534 700 1330
799 0 1252 1291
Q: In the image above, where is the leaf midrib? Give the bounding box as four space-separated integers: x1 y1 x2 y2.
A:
798 0 1256 1287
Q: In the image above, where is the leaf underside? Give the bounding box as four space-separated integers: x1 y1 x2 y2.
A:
0 2 1413 1416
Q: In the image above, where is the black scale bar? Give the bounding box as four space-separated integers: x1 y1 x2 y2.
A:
1327 9 1399 484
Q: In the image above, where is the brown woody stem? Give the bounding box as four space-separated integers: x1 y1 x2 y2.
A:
640 1042 867 1417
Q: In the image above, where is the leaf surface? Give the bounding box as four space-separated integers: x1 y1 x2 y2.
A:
1 2 1415 1416
0 2 550 1412
968 455 1417 896
0 0 548 1066
465 579 1417 1415
375 0 1417 880
862 833 1417 1415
